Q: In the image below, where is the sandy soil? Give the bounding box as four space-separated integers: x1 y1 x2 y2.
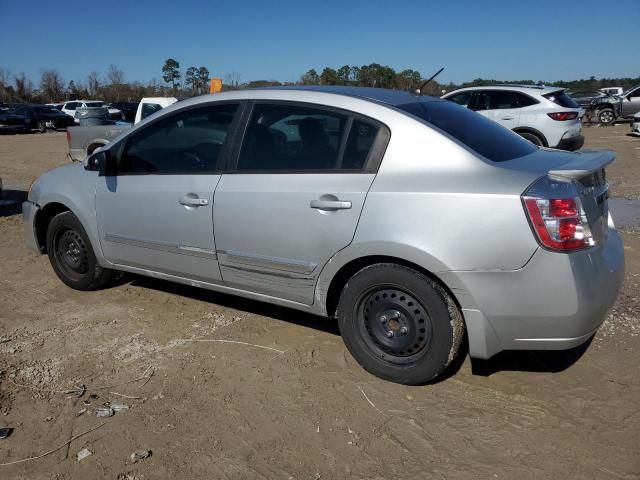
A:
0 126 639 479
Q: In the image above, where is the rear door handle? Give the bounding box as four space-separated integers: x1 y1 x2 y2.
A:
310 199 352 210
179 196 209 207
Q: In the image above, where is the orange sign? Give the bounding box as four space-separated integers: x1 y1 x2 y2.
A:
210 78 223 94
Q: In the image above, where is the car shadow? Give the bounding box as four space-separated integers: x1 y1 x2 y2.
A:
470 338 593 376
125 275 340 336
0 189 27 217
120 274 591 382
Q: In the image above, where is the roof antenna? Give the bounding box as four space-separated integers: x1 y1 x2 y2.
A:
418 67 444 96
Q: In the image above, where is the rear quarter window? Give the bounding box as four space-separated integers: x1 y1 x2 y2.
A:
543 91 579 108
398 100 537 163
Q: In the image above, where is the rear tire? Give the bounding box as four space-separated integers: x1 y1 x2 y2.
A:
597 108 615 125
518 131 543 146
337 263 465 385
46 211 113 290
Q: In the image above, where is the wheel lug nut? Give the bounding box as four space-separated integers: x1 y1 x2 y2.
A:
385 331 394 338
400 326 408 335
380 315 387 323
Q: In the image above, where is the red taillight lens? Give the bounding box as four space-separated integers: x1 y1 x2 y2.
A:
524 197 593 251
549 198 578 217
547 112 578 121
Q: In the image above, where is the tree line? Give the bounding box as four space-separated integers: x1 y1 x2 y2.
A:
1 58 638 105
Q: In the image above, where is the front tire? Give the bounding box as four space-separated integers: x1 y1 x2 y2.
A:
597 108 615 125
337 263 465 385
46 211 113 290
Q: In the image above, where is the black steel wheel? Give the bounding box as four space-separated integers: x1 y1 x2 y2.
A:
46 211 113 290
358 287 433 364
337 263 465 385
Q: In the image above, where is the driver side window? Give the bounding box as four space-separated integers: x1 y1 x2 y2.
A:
120 104 238 174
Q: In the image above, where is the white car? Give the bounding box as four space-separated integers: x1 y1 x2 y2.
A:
61 100 121 123
442 85 584 151
600 87 624 97
631 111 640 137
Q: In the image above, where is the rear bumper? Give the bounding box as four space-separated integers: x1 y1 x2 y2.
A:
22 200 41 254
455 224 624 359
555 134 584 151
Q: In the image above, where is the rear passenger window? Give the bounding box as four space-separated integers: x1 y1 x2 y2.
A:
475 91 519 110
238 104 380 172
120 104 238 174
516 93 539 107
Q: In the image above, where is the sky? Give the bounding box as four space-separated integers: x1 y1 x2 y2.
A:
1 0 638 87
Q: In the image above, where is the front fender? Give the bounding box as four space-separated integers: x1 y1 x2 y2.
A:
30 163 110 267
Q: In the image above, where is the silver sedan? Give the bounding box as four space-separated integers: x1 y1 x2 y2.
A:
23 87 624 384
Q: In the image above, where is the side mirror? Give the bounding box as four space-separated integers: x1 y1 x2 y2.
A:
85 149 117 176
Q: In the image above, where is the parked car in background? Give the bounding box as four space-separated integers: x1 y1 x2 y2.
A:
13 104 75 132
567 91 622 125
631 111 640 136
0 107 31 133
108 102 139 122
61 100 122 123
619 85 640 119
45 103 64 111
25 87 623 384
600 87 623 97
67 97 178 161
442 85 584 150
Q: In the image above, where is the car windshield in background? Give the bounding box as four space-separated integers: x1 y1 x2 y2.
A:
398 100 537 162
86 102 104 108
543 91 579 108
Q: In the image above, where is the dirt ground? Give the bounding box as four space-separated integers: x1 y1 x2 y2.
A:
0 125 639 479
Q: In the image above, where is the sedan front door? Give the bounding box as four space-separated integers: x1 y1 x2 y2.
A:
214 102 389 304
95 102 242 283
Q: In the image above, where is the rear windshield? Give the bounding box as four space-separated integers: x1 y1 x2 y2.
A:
398 100 537 162
85 102 104 108
543 91 579 108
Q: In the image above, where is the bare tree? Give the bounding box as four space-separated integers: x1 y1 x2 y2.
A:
15 72 33 101
224 71 241 89
106 64 125 101
0 68 11 102
40 69 64 102
87 71 100 97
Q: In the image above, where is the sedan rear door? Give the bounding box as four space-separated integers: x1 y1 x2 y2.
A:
213 101 389 305
472 90 521 130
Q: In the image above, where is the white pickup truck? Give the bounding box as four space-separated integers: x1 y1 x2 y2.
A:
67 97 177 161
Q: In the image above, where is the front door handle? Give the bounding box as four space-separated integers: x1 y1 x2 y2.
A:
179 196 209 207
501 115 514 120
310 199 352 210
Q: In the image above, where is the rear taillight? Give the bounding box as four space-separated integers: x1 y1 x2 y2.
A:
523 178 594 252
547 112 578 121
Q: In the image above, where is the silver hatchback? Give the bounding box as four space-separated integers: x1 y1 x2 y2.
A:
23 87 624 384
